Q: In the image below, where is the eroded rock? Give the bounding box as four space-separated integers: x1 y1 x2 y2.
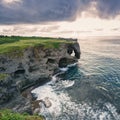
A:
0 40 81 114
31 100 42 114
67 42 81 59
42 97 52 108
59 57 78 68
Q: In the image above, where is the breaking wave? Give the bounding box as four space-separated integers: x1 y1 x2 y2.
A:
32 37 120 120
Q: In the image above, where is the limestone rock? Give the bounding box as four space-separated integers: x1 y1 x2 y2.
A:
42 97 52 108
0 40 81 114
31 100 42 114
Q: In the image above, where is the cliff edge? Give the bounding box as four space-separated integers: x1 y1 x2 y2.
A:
0 36 81 114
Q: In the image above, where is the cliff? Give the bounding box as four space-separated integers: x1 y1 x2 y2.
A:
0 36 81 114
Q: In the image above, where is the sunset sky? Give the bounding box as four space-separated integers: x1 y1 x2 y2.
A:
0 0 120 38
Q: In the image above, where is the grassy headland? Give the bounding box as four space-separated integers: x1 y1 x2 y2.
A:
0 36 74 55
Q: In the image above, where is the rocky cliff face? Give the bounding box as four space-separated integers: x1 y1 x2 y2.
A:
0 40 80 113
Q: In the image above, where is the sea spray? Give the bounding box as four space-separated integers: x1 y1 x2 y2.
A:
32 37 120 120
31 63 78 119
59 62 77 72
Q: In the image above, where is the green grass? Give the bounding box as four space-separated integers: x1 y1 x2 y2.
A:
0 73 8 81
0 36 74 55
0 109 44 120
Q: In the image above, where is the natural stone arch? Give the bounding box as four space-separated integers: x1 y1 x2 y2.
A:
67 43 81 59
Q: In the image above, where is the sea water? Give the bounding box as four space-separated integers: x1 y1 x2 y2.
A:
32 36 120 120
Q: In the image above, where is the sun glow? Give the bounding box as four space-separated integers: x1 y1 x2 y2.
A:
1 0 22 6
2 0 20 3
0 0 120 38
56 16 120 37
0 16 120 38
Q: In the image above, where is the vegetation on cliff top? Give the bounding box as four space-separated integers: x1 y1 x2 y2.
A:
0 109 44 120
0 36 74 55
0 73 9 81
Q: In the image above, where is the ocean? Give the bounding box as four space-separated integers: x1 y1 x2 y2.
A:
32 37 120 120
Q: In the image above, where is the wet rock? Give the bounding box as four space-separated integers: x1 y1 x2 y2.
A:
59 57 78 68
0 67 6 72
11 96 32 114
31 100 42 114
14 69 25 78
47 58 56 64
42 97 52 108
0 87 18 104
28 65 39 72
67 42 81 59
31 97 52 114
116 109 120 114
0 41 80 93
33 108 41 114
0 40 81 114
31 93 38 101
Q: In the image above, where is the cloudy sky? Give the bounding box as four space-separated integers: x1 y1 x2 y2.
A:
0 0 120 38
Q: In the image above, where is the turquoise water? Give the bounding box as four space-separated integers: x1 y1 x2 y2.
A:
32 37 120 120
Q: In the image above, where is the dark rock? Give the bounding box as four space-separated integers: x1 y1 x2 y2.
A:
59 57 78 68
0 93 2 98
0 58 7 64
0 85 19 104
67 42 81 59
0 40 81 114
47 58 56 64
31 100 42 114
0 67 6 72
31 93 38 101
73 43 81 59
28 65 39 72
11 96 32 114
116 109 120 114
18 63 23 69
42 97 52 108
36 77 50 85
14 69 25 77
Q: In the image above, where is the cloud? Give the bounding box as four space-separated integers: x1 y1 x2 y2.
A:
111 28 120 31
0 0 80 24
0 0 120 24
95 29 103 31
95 0 120 18
0 0 93 24
0 24 60 36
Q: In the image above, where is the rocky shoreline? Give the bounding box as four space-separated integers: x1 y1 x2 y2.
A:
0 40 80 115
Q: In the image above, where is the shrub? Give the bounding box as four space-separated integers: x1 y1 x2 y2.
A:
0 109 44 120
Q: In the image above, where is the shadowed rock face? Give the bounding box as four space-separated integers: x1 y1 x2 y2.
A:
67 42 81 59
0 40 81 113
59 57 78 68
59 42 81 68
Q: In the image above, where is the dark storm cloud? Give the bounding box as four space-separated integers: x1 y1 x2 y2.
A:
0 0 90 24
0 0 120 24
96 0 120 18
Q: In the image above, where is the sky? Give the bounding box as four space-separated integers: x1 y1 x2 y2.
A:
0 0 120 38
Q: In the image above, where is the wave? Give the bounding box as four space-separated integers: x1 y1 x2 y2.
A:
59 62 77 72
32 81 120 120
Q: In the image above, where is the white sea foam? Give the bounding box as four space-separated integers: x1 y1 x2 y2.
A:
31 59 120 120
61 80 75 88
99 112 108 120
59 67 68 72
59 62 77 72
32 82 120 120
31 84 62 117
52 75 57 81
67 62 77 67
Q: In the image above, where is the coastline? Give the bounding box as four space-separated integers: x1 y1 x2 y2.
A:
0 36 81 115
